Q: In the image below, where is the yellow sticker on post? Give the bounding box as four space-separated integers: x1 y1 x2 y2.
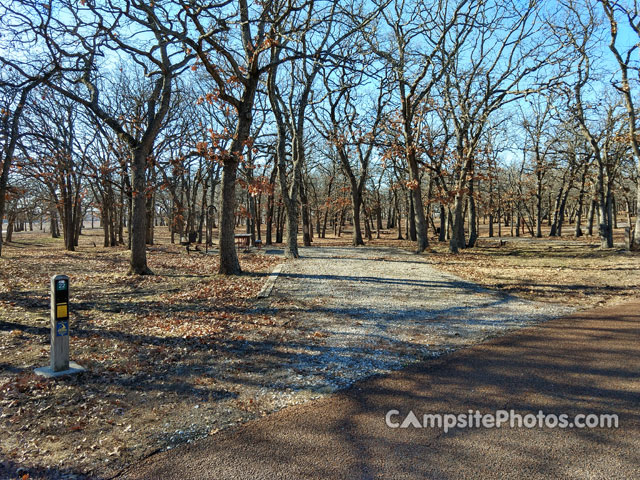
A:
57 303 68 319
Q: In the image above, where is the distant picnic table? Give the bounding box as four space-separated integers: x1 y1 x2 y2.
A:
235 234 251 248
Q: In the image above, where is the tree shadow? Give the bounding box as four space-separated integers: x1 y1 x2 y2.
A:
0 458 90 480
117 304 640 479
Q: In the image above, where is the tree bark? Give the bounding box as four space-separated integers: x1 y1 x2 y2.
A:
635 180 640 248
449 193 466 253
467 178 478 247
575 164 588 237
265 191 274 246
129 148 153 275
439 204 446 242
596 163 613 249
536 171 543 238
284 197 299 258
351 189 364 246
218 156 242 274
300 182 311 247
408 181 428 251
408 193 417 242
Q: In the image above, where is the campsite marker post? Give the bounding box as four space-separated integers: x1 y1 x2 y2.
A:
35 275 85 377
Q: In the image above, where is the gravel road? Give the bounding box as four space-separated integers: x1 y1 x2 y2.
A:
111 245 577 474
120 254 640 480
258 246 575 393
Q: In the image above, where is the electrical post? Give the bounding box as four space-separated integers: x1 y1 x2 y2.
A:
35 275 85 378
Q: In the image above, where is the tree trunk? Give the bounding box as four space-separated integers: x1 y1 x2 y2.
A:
321 205 328 238
394 191 403 240
197 184 207 244
275 204 283 244
587 198 595 236
300 183 311 247
118 178 125 245
408 193 417 242
596 163 613 249
449 193 466 253
467 179 478 247
146 193 155 246
129 149 152 275
635 177 640 248
536 172 543 238
556 189 570 237
549 186 563 237
363 202 373 241
284 197 299 258
575 165 588 237
127 191 133 250
410 186 427 251
102 207 110 247
375 196 383 238
51 207 60 238
625 197 633 247
5 212 15 243
439 204 446 242
605 186 614 247
351 189 364 246
266 193 274 246
218 156 242 274
63 195 75 252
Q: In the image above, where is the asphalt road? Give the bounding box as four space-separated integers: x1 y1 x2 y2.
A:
119 301 640 480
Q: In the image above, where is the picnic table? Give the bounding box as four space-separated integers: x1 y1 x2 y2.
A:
235 234 251 248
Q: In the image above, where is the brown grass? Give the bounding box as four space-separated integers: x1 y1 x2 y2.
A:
0 228 279 479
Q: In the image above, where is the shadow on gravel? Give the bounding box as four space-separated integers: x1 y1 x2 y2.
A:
118 304 640 480
268 296 519 325
278 272 481 290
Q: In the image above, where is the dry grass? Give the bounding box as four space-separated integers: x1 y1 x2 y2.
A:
425 239 640 307
0 228 279 479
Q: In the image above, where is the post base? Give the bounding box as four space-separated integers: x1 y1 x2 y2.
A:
34 361 85 378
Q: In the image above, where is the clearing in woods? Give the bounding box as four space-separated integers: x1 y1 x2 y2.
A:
0 229 639 479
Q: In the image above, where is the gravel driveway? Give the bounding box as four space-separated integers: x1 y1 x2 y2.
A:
258 246 574 393
115 245 575 455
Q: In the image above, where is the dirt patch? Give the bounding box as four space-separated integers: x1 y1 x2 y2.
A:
0 230 279 479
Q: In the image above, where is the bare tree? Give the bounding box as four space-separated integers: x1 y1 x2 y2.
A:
599 0 640 247
20 95 89 251
1 0 192 273
158 0 317 271
520 97 558 237
0 76 45 256
443 0 560 252
553 0 623 247
364 0 477 252
267 1 381 257
314 62 387 246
